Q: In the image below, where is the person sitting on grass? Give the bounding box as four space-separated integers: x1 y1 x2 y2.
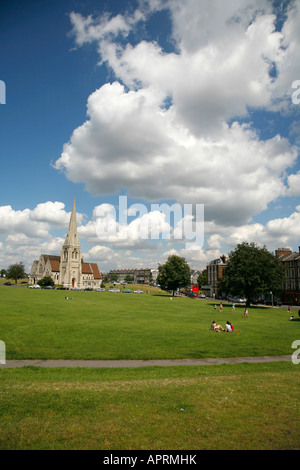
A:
210 320 225 332
225 321 232 332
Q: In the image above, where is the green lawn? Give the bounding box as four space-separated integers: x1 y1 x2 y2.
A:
0 362 299 450
0 286 299 450
0 286 297 360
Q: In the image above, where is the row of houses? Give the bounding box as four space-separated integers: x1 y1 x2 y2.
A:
104 268 158 284
204 247 300 305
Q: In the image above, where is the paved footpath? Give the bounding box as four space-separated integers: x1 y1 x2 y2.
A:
1 355 292 368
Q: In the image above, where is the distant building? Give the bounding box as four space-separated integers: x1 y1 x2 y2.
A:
108 268 153 284
29 199 101 289
276 247 300 305
206 255 227 297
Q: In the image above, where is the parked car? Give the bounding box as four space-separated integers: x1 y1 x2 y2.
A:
133 290 143 294
198 293 206 298
71 287 82 291
42 285 54 289
3 282 12 286
228 296 246 303
109 288 120 293
84 288 93 291
28 284 41 289
96 288 106 292
123 289 132 293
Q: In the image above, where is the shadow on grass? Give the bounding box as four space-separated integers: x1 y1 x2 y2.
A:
151 294 169 297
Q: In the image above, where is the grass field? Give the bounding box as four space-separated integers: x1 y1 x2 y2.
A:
0 285 298 360
0 285 299 450
0 362 299 450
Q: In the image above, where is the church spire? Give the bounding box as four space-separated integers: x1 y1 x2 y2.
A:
63 198 80 248
59 198 82 289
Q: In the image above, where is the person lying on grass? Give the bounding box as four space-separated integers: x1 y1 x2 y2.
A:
211 321 225 332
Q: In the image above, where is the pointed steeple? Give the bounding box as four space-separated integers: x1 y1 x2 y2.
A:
63 198 80 248
59 198 82 288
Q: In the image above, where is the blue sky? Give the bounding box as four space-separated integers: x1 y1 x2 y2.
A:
0 0 300 273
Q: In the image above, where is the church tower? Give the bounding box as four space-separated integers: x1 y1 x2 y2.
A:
59 198 82 288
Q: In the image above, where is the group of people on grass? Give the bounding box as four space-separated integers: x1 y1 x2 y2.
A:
211 320 235 333
211 301 300 332
211 304 248 333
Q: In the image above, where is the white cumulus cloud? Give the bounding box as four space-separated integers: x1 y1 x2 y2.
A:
55 0 299 232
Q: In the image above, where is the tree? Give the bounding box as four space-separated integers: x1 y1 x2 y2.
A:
220 242 284 306
157 255 191 295
197 269 207 287
109 273 119 283
37 276 55 287
6 262 26 284
124 274 134 283
0 269 7 278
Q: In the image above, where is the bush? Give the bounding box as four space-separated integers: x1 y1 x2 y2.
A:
37 276 55 287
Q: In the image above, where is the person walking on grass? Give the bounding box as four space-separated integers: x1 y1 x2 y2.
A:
244 308 248 318
220 303 223 313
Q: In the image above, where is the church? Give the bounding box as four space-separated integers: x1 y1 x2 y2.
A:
29 199 102 289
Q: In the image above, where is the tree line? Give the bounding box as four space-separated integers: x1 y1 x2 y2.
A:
157 242 284 304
